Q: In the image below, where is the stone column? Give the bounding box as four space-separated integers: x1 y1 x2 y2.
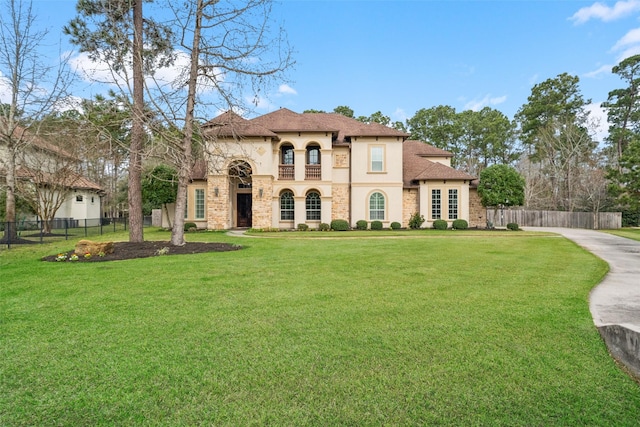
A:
207 175 230 230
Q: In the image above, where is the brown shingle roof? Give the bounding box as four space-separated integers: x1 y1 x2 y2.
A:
16 167 104 192
403 140 474 187
204 108 409 143
203 111 278 138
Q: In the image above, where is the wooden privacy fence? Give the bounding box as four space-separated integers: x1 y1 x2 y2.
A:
486 209 622 229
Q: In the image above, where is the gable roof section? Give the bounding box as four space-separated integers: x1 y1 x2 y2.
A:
403 140 474 187
203 111 278 139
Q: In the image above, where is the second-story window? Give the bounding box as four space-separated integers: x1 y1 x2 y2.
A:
370 146 384 172
279 144 295 180
307 146 320 165
281 144 294 165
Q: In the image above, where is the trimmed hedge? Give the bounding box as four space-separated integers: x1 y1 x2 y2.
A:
356 220 368 230
184 222 197 232
371 220 383 230
433 219 448 230
319 223 330 231
390 221 401 230
452 219 468 230
330 219 350 231
507 222 520 231
297 223 309 231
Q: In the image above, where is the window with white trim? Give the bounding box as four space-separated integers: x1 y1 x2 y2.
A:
431 189 441 219
369 192 385 220
195 189 205 219
306 191 321 220
280 191 294 220
370 146 384 172
448 189 458 220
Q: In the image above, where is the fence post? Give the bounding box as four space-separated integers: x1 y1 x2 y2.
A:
84 219 88 237
65 219 69 240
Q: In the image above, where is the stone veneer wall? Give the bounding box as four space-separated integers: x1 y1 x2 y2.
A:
468 188 486 228
207 175 229 230
331 184 350 222
402 189 419 228
251 175 273 229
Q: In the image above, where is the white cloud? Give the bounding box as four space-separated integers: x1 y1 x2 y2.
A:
586 102 609 143
463 94 507 111
278 84 297 95
612 27 640 51
570 0 640 24
392 107 408 123
0 71 11 104
584 64 613 78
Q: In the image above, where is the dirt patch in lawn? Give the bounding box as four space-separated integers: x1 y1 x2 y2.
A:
42 241 242 262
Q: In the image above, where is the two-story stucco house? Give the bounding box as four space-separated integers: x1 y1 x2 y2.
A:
181 108 479 230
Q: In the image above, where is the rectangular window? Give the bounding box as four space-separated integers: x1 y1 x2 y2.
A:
195 189 205 219
448 189 458 220
431 189 441 219
370 146 384 172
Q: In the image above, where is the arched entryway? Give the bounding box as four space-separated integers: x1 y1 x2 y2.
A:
229 160 252 228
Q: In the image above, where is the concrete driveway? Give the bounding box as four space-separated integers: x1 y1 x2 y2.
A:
525 227 640 379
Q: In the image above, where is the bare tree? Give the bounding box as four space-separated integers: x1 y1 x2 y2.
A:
0 0 72 242
145 0 294 245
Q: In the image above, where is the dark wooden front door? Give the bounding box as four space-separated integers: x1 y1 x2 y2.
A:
237 194 252 227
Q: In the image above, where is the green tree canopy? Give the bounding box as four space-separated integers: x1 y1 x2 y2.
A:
477 164 525 208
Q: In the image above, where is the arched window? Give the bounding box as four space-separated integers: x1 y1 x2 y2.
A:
281 144 294 165
306 191 321 220
306 145 320 165
279 144 295 180
369 192 385 220
280 191 294 221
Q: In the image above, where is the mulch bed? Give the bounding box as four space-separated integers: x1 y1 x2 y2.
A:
42 241 242 262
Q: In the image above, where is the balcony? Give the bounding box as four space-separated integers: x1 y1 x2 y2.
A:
279 165 294 180
305 165 321 180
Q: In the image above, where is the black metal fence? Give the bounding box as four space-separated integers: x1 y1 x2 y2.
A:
1 216 152 249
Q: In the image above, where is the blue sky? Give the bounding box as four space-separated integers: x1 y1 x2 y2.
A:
10 0 640 140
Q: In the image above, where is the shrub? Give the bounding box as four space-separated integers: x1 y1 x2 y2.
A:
433 219 448 230
408 212 425 229
507 222 520 231
356 220 368 230
184 222 197 232
452 219 468 230
371 220 383 230
390 221 401 230
319 223 330 231
330 219 349 231
297 223 309 231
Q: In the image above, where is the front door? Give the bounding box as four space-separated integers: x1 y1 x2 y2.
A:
237 194 252 228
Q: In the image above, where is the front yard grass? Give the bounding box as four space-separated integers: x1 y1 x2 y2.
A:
2 229 639 425
602 227 640 242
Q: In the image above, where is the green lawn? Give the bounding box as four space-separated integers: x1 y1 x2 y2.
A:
603 227 640 242
2 229 639 425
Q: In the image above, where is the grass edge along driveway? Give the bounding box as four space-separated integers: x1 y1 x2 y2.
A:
2 229 640 426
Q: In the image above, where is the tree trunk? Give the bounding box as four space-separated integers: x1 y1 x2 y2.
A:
170 0 202 247
128 0 145 243
2 146 18 243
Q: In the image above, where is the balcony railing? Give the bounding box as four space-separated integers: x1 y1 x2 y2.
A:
305 164 321 180
279 164 294 180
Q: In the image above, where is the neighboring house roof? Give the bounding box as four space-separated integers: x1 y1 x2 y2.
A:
203 108 409 143
15 167 105 193
2 122 79 161
403 140 475 187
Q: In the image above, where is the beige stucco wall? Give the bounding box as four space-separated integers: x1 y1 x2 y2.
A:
418 180 470 228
